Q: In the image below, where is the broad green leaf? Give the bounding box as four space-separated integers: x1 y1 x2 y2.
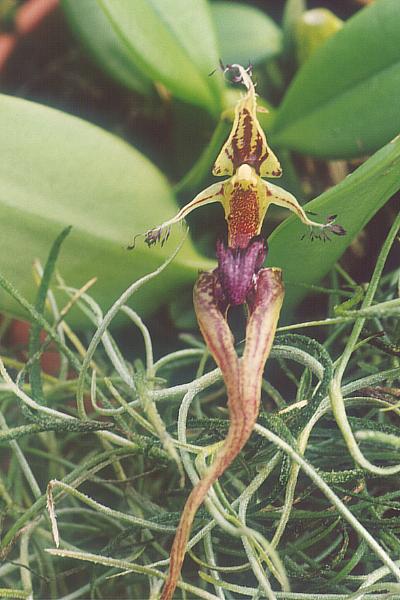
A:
60 0 153 95
0 94 213 327
268 134 400 311
211 2 282 66
94 0 223 115
272 0 400 158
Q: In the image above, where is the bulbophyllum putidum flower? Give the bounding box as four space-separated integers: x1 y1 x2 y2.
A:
143 64 345 599
143 64 345 250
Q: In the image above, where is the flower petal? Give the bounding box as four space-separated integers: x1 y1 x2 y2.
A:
161 272 240 599
263 181 346 238
243 267 285 412
193 271 239 393
161 268 284 600
132 181 224 249
264 181 326 228
213 72 281 178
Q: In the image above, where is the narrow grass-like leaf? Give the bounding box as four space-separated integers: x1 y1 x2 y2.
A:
0 420 115 443
267 134 400 311
272 0 400 157
28 226 71 403
0 94 213 327
211 2 282 66
0 590 30 599
275 334 333 431
95 0 223 115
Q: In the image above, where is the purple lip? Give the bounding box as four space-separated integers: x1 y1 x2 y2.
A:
215 235 267 309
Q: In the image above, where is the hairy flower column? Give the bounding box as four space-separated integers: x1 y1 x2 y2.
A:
161 243 284 600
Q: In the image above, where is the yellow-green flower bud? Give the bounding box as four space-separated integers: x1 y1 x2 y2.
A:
295 8 343 64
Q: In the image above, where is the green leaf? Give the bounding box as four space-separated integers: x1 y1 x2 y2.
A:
0 94 213 327
268 134 400 311
272 0 400 158
282 0 305 56
94 0 223 115
211 2 282 66
0 590 30 600
29 226 72 402
60 0 153 95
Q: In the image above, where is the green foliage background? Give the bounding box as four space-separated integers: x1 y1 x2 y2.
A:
0 2 400 599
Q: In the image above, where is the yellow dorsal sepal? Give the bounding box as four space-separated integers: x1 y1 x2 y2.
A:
213 64 282 179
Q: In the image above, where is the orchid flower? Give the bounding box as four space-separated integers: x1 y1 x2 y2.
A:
142 64 345 250
146 64 345 599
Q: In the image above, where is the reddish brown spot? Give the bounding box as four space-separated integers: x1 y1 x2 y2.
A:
227 184 260 248
241 109 253 154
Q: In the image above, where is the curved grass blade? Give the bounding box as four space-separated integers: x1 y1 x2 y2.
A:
28 226 71 403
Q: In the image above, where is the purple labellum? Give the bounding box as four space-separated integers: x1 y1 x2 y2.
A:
215 236 267 309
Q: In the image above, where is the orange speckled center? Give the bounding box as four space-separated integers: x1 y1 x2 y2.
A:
227 184 260 248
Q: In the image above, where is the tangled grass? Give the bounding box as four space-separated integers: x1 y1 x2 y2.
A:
0 215 400 599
